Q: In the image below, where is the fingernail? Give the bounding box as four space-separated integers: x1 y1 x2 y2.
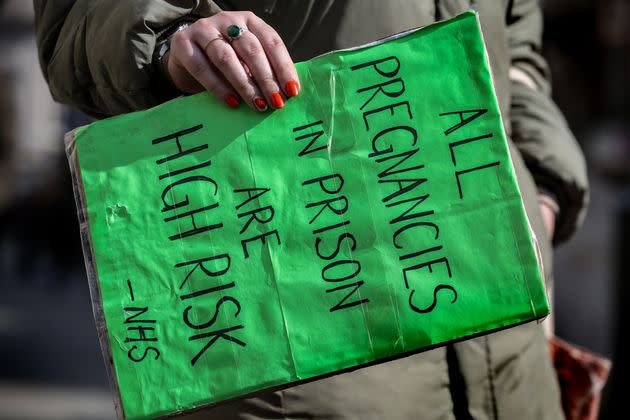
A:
285 80 300 97
224 94 240 108
254 97 268 111
271 92 285 109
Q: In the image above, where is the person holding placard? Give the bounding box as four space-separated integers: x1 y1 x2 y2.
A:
34 1 590 418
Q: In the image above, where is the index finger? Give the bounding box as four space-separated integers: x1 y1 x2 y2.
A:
246 14 300 98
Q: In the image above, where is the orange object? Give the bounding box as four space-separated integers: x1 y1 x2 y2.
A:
271 92 284 109
549 337 611 420
285 80 300 97
254 97 268 111
224 94 240 108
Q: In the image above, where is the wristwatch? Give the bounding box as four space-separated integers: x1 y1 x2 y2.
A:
153 21 194 83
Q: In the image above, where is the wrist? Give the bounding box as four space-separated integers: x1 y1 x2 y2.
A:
153 21 194 85
537 192 559 240
537 190 560 216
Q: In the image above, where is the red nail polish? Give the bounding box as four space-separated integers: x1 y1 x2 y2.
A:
254 97 268 111
285 80 300 97
224 94 240 108
271 92 285 109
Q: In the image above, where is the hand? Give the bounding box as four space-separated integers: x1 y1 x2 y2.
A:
165 11 300 111
538 199 557 240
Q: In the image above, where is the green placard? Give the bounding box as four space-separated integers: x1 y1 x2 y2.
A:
67 12 548 420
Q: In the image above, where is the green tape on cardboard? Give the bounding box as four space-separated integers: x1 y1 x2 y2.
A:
68 12 549 420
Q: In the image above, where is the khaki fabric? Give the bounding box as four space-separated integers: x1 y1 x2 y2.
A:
186 349 454 420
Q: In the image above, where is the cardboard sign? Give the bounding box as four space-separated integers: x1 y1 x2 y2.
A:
66 12 548 420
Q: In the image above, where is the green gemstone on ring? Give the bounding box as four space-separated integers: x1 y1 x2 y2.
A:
227 25 242 39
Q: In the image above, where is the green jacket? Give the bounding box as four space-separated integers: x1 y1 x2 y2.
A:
34 1 579 419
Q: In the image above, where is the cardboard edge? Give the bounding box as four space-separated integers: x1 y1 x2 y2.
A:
310 11 477 60
473 13 550 321
64 130 127 419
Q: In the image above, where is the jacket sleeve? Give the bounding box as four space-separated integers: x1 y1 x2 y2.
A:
33 0 221 118
506 0 589 243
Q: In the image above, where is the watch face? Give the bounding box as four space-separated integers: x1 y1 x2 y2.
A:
159 42 169 57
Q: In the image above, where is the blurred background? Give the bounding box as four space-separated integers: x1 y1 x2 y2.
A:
0 1 628 419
